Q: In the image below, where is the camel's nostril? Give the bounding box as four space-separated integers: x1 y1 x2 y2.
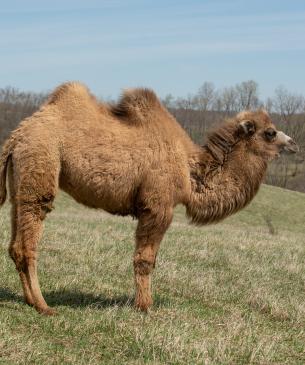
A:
286 139 299 153
290 139 297 146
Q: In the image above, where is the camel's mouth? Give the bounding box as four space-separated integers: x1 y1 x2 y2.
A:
281 140 299 154
273 140 298 160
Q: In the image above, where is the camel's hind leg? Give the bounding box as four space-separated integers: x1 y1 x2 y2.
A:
9 203 34 306
8 162 34 306
10 201 55 315
7 153 58 315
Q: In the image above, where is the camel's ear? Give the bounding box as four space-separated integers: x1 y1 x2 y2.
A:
238 120 256 137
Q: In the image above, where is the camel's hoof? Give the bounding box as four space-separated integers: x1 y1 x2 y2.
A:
25 298 35 307
36 306 57 316
135 300 152 313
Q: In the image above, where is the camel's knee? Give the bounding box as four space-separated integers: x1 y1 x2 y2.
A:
23 196 54 221
134 256 155 276
39 194 55 220
16 192 55 224
134 243 159 275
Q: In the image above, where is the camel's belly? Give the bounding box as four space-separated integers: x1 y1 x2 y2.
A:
59 164 139 216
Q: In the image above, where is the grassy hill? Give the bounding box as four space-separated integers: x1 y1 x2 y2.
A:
0 185 305 364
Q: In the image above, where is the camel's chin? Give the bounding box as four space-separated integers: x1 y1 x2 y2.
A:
267 153 279 162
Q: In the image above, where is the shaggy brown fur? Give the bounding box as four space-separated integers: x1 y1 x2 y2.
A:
0 82 298 315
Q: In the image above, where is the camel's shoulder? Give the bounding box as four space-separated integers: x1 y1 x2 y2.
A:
110 88 166 125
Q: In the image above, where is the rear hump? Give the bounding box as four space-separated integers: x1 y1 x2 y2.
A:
110 88 163 125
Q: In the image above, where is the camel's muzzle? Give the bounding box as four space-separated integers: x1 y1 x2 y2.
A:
277 132 299 154
283 139 299 153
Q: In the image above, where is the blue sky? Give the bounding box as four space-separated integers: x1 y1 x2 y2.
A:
1 0 305 100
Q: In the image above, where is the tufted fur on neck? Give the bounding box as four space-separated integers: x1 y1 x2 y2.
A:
186 120 267 225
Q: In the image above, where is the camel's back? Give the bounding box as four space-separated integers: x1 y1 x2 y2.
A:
9 82 196 171
37 82 194 155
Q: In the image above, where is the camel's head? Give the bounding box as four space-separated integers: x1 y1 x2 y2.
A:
236 109 299 161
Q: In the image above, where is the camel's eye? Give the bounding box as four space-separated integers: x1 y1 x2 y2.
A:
264 128 277 141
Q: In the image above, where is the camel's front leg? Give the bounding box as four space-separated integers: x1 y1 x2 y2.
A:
134 209 172 312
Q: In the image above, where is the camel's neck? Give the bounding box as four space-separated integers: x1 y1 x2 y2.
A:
186 144 267 224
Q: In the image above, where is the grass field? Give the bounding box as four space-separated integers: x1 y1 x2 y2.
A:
1 184 305 364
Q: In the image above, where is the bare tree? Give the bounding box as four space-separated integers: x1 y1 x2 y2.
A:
264 97 274 114
273 86 304 122
161 93 175 109
219 86 238 114
195 82 216 112
235 80 259 111
0 87 46 145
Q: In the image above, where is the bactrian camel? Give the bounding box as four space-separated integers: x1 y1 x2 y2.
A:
0 82 298 315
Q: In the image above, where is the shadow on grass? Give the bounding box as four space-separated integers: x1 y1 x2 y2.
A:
0 287 168 309
0 287 24 301
45 290 134 308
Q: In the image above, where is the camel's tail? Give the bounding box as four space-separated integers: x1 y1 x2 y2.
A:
0 139 13 207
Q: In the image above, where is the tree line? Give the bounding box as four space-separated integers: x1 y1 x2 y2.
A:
0 81 304 191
